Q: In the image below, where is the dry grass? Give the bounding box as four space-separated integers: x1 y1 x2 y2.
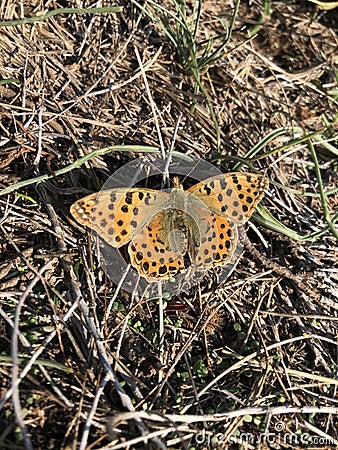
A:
0 0 338 449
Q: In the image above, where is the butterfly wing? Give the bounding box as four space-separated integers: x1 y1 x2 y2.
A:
128 210 188 280
70 187 171 247
195 213 238 270
188 173 268 225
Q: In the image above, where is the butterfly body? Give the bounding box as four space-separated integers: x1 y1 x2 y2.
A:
70 172 268 282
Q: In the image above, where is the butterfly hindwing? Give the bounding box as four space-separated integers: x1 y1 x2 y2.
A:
195 213 238 270
128 210 188 280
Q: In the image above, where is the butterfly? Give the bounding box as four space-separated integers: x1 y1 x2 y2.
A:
70 173 268 282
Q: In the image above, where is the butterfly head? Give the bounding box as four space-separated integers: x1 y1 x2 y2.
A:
172 176 183 191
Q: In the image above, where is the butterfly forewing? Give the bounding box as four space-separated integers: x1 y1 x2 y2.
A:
188 173 268 225
70 187 171 247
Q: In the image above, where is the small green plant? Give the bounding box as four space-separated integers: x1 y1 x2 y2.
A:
176 371 189 382
23 333 40 345
112 301 124 312
193 359 208 378
128 318 145 333
27 393 41 405
145 328 159 345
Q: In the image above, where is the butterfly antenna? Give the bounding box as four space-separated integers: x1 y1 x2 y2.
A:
177 157 203 187
161 112 183 189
